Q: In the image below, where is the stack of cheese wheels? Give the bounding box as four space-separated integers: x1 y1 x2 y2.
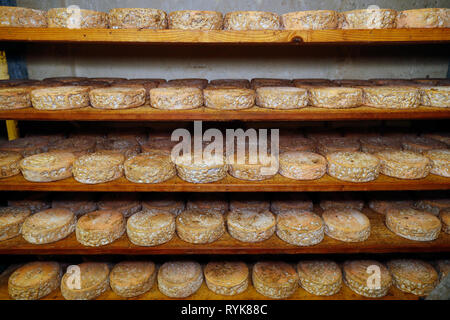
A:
340 9 397 29
98 193 141 218
420 86 450 108
150 87 203 110
204 261 249 296
90 86 146 110
20 151 75 182
176 210 225 244
343 260 392 298
174 153 227 183
362 86 420 109
186 194 229 214
8 194 51 214
108 8 167 29
61 262 110 300
276 211 324 246
308 87 363 108
252 262 298 299
0 136 48 157
322 208 370 242
114 79 159 105
0 151 22 178
375 150 432 179
436 260 450 281
423 150 450 177
73 152 125 184
270 193 313 214
279 135 316 153
297 261 342 296
279 151 327 180
127 210 175 246
31 86 90 110
360 136 402 153
415 197 450 216
251 78 293 89
168 10 223 30
0 6 46 27
402 136 447 154
125 150 176 183
227 210 276 242
204 87 255 110
0 87 32 109
142 195 185 216
281 10 340 30
256 87 308 109
326 151 380 182
158 261 203 298
385 208 441 241
21 208 76 244
96 138 141 159
397 8 450 28
76 210 125 247
388 259 438 296
0 207 31 241
51 193 97 217
224 11 281 30
317 137 360 155
440 208 450 234
209 79 250 88
48 137 96 157
110 261 156 298
47 8 108 28
228 153 278 181
8 262 61 300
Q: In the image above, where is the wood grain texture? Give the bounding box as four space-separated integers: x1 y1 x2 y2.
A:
0 28 449 44
0 266 418 300
0 105 449 121
0 210 448 255
0 174 448 192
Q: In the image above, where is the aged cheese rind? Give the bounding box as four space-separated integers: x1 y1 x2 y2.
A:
388 260 438 296
20 151 75 182
224 11 281 30
0 206 30 241
420 86 450 108
76 210 126 247
127 210 175 246
176 210 225 244
168 10 223 30
386 208 441 241
0 151 22 178
252 262 298 299
61 262 110 300
31 86 90 110
397 8 450 28
282 10 339 30
375 150 432 179
279 151 327 180
73 152 125 184
308 87 363 109
108 8 167 29
227 210 276 243
110 261 156 298
47 8 108 29
150 87 203 110
175 153 227 183
322 209 370 242
22 208 76 244
8 262 61 300
90 87 146 110
0 88 32 110
204 261 249 296
204 87 255 110
158 261 203 298
362 86 420 109
297 261 342 296
340 9 397 29
326 151 380 183
276 211 324 246
227 153 279 181
343 260 392 298
256 87 308 110
125 151 176 183
0 6 47 28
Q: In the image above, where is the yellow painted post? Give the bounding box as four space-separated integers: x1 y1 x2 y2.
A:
0 50 20 140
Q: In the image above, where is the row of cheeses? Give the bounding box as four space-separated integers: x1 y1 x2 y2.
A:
1 6 449 30
6 259 449 300
1 77 449 110
0 201 448 247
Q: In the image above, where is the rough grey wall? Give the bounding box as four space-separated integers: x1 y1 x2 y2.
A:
17 0 450 80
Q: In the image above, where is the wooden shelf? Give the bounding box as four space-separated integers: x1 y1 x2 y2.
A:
0 210 448 255
0 106 449 122
0 266 418 300
0 27 449 45
0 174 448 192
